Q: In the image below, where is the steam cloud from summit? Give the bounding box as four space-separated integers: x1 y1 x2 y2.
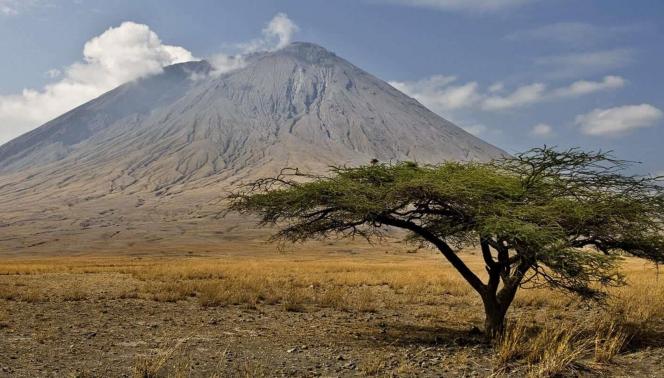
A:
0 13 299 144
209 13 299 76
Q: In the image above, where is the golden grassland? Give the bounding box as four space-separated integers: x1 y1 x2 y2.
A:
1 249 663 377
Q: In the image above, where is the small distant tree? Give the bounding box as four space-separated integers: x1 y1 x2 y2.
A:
229 147 664 338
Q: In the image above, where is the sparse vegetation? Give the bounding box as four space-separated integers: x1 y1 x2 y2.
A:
1 252 663 376
229 147 664 338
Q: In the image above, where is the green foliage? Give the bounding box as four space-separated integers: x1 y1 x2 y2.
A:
229 147 664 300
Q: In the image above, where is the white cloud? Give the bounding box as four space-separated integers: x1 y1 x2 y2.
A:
264 12 299 49
0 21 194 144
551 75 625 97
530 123 553 137
46 68 61 79
389 75 482 113
488 82 504 93
0 0 18 15
381 0 535 12
208 13 299 76
483 76 625 110
208 54 247 77
391 74 626 114
0 13 300 144
535 49 635 79
574 104 663 137
482 83 546 110
237 12 299 53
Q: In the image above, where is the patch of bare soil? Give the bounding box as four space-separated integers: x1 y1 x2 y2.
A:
0 299 496 377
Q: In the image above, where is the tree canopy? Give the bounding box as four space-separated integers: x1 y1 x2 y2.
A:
229 147 664 337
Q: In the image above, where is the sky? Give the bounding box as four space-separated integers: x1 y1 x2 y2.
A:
0 0 663 174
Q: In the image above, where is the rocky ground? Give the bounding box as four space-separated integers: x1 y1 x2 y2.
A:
0 252 663 377
0 298 497 377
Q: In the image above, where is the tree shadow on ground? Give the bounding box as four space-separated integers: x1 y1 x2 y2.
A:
358 321 490 349
624 326 664 350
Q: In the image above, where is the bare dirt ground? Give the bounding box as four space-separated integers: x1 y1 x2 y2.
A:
1 245 663 377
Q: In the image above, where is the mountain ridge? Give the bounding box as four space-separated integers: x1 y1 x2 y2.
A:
0 42 505 254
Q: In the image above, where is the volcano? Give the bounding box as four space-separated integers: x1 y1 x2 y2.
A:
0 42 504 254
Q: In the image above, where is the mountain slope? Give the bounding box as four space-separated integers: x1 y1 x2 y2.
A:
0 42 504 254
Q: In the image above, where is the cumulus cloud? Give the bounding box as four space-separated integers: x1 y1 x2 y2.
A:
389 75 482 112
0 21 194 144
391 74 625 113
551 75 625 97
574 104 662 137
0 13 300 143
483 76 626 110
46 69 61 79
482 83 546 110
530 123 553 137
488 82 504 93
380 0 535 12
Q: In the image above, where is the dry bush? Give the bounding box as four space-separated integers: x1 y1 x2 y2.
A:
117 289 140 299
0 253 662 377
282 284 307 312
349 286 379 313
21 287 47 303
593 321 629 364
606 267 664 347
494 319 595 377
493 319 531 366
361 354 389 376
0 284 18 300
526 327 592 377
197 281 226 307
143 281 196 302
132 338 188 378
62 289 87 302
317 286 346 309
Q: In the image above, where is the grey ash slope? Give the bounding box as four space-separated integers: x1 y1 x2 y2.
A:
0 60 213 174
0 42 504 253
0 42 502 188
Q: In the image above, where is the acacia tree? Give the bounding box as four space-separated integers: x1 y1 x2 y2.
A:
229 148 664 338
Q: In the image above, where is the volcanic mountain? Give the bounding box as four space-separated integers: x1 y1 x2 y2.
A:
0 42 504 254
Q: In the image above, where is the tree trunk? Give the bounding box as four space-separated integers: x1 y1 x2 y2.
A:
482 295 507 340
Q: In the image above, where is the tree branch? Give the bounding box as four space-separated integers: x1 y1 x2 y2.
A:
376 214 487 295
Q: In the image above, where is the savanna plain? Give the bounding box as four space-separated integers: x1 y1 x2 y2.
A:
1 242 663 377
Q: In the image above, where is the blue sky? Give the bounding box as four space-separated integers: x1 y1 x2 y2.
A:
1 0 663 173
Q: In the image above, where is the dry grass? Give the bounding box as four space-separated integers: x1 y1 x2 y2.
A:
132 337 189 378
593 321 629 364
494 320 595 377
1 251 663 376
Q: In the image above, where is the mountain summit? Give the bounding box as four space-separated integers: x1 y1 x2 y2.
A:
0 42 504 253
